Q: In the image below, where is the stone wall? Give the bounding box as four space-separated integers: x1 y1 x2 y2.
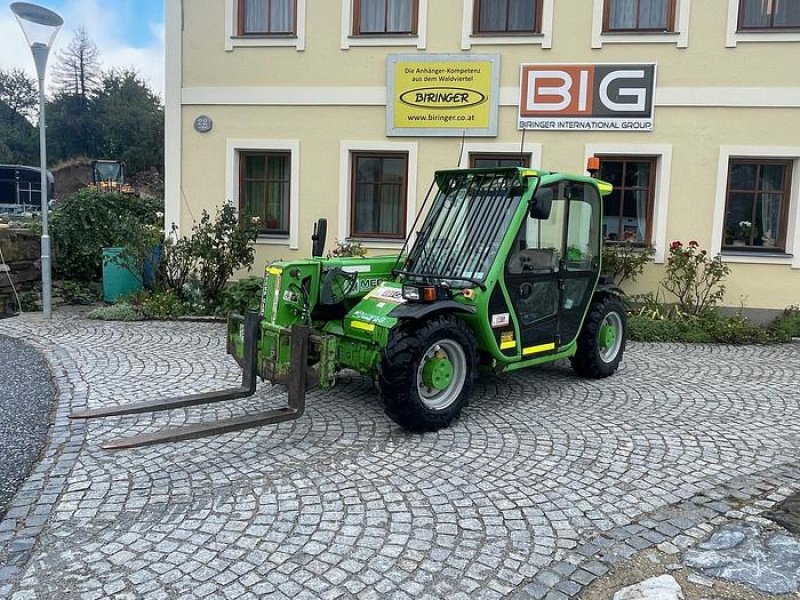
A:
0 228 40 316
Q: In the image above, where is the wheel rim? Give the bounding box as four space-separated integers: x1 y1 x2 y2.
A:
416 338 467 411
598 311 623 363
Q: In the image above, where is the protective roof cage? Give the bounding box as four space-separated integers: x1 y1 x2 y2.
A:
398 169 529 288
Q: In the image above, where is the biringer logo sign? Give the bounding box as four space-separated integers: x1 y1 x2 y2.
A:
387 54 500 137
518 64 656 131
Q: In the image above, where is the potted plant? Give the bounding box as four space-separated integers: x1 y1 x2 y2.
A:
731 220 752 246
327 239 367 258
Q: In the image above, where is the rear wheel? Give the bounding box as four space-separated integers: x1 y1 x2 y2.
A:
378 314 477 432
571 295 627 378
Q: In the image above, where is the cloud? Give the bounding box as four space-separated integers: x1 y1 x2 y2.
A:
0 0 165 99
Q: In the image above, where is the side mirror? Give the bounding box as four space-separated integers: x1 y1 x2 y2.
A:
311 218 328 258
530 186 553 220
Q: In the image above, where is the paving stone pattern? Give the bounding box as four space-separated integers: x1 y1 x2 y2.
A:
0 313 799 599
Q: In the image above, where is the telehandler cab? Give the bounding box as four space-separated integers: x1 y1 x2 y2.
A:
73 165 627 448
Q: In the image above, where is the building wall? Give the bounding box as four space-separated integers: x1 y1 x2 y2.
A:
168 0 800 310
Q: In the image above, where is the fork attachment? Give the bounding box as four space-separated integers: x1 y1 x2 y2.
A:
70 313 312 450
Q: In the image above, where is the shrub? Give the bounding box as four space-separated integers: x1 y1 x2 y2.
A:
54 280 101 305
87 304 148 321
127 290 187 320
160 204 260 308
629 310 790 344
661 240 730 316
220 276 263 316
50 190 163 282
602 241 656 286
771 305 800 339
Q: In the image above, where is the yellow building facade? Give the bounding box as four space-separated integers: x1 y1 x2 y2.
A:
165 0 800 310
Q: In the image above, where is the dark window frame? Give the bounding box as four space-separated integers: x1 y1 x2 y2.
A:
469 152 532 168
350 151 409 240
353 0 419 36
237 0 298 36
722 159 792 252
603 0 676 32
239 150 292 236
598 156 657 246
737 0 800 31
473 0 542 35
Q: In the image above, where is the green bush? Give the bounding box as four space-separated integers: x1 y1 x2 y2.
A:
602 241 656 286
86 303 148 321
50 190 163 283
661 241 730 316
140 290 186 320
160 204 260 308
629 311 789 345
220 276 263 316
54 280 101 305
771 305 800 339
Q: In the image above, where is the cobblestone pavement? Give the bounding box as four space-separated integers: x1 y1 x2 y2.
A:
0 312 799 599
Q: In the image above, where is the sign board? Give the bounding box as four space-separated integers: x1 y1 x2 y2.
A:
387 54 500 137
518 63 657 132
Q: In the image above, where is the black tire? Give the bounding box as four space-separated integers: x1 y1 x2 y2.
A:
571 295 627 378
378 314 477 432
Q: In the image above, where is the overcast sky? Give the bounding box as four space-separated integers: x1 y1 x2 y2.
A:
1 0 165 98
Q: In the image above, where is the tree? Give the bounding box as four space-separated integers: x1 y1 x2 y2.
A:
53 27 101 101
0 68 38 123
46 28 102 163
91 69 164 174
0 68 38 164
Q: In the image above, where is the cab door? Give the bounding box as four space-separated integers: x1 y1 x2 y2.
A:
559 182 602 344
501 181 601 357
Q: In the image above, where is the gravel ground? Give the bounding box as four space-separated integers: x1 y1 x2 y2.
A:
0 334 55 518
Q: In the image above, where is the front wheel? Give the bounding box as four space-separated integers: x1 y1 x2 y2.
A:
378 314 477 432
571 295 627 378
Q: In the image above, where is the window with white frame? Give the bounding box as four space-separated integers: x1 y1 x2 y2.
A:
238 0 296 35
604 0 675 31
586 145 672 263
712 147 800 265
240 151 291 235
738 0 800 30
473 0 541 34
342 0 427 48
462 0 553 49
339 142 417 244
350 152 409 239
597 156 657 245
469 153 531 168
353 0 418 35
459 143 542 170
591 0 689 48
726 0 800 45
226 0 306 50
227 139 300 248
722 159 792 251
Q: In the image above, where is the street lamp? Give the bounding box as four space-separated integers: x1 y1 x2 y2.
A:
10 2 63 320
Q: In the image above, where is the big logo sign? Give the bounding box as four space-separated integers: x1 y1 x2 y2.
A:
518 64 656 131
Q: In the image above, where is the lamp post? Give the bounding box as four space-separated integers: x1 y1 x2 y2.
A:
10 2 63 320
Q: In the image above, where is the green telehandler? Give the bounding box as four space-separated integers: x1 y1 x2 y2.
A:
73 165 627 449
